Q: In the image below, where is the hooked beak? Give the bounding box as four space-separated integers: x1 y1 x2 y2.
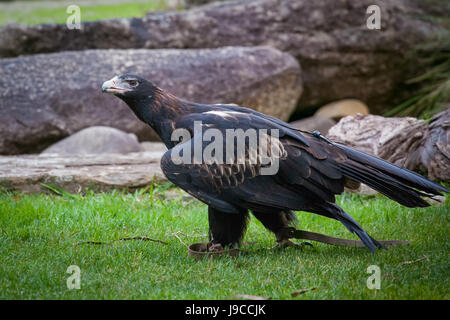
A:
102 76 130 94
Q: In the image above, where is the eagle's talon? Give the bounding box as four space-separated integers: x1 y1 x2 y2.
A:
207 242 225 252
269 239 313 249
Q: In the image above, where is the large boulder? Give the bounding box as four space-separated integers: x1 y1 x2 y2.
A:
0 0 444 113
327 111 450 182
395 109 450 182
314 100 369 121
0 46 302 155
41 126 142 155
0 152 166 194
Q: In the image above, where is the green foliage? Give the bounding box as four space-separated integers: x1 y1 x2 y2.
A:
0 189 448 299
385 29 450 120
40 183 79 199
0 1 170 26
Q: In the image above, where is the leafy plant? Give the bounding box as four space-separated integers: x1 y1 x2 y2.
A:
40 183 79 199
385 29 450 120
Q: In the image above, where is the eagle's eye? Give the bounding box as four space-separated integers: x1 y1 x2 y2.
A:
127 80 138 87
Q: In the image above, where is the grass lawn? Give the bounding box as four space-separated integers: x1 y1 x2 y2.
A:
0 186 448 300
0 0 171 27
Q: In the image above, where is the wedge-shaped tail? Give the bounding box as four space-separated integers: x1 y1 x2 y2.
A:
335 143 449 207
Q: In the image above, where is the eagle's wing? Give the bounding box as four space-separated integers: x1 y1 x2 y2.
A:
160 110 348 213
172 109 311 147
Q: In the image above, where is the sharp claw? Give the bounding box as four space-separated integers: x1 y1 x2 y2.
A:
269 239 314 249
207 242 225 252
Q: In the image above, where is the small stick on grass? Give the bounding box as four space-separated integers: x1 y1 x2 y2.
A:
398 256 428 266
291 287 317 297
75 236 167 246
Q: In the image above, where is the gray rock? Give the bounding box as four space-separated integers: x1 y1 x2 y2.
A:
0 0 444 113
41 126 142 155
328 114 428 156
408 0 450 18
289 116 336 135
0 46 302 154
0 152 167 194
346 184 379 196
184 0 226 8
396 109 450 182
140 142 168 153
314 100 369 121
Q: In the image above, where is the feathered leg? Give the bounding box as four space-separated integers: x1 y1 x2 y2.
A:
252 210 296 240
252 210 311 248
208 206 249 248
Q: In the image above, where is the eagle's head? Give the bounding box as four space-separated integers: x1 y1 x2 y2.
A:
102 74 163 124
102 74 157 100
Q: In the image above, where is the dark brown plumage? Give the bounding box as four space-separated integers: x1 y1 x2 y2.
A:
102 74 449 252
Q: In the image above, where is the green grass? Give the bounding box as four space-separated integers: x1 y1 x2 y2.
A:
0 1 170 27
0 188 448 299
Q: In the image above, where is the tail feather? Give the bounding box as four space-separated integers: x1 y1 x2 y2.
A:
335 143 449 207
340 162 431 207
325 203 383 252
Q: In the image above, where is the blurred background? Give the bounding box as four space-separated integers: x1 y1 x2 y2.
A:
0 0 448 192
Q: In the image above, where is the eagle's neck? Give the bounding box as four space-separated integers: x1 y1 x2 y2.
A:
120 89 198 148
